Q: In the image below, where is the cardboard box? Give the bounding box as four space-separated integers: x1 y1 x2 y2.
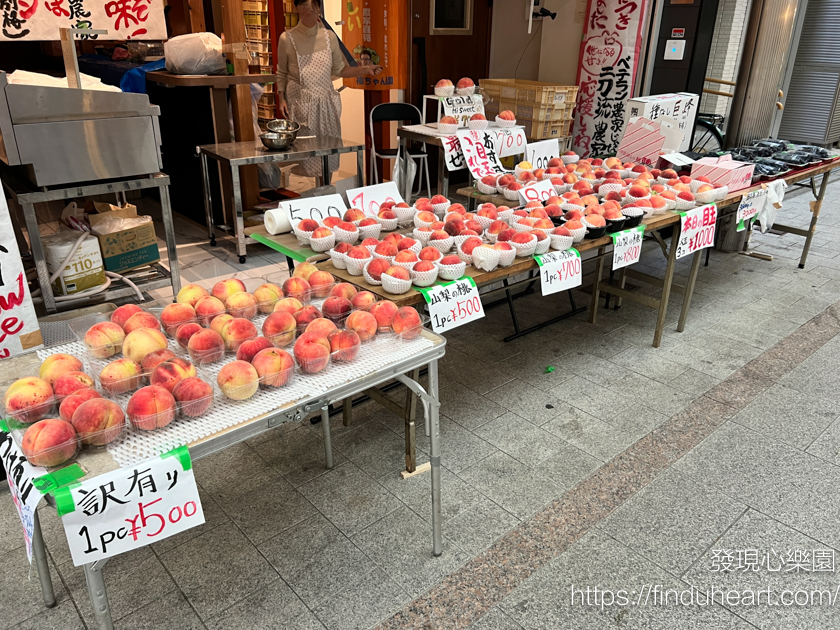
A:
86 202 160 273
616 117 684 166
624 93 699 151
690 154 755 192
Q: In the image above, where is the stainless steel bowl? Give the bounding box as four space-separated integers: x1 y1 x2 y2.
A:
260 120 300 150
266 119 300 133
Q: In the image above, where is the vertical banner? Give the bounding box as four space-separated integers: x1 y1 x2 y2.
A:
0 194 43 358
0 0 166 40
0 430 46 563
572 0 649 157
342 0 407 90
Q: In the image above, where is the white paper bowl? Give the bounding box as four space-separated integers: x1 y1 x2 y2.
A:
689 179 706 193
695 189 717 204
413 228 433 246
714 186 729 201
549 233 574 251
437 123 458 135
434 85 454 97
498 208 515 224
381 273 413 295
377 216 398 231
561 154 580 165
308 233 335 252
455 86 475 96
476 178 499 195
432 200 451 216
495 116 516 128
333 225 359 245
675 197 697 211
503 188 522 202
328 248 347 269
533 237 551 255
292 226 314 246
412 266 439 287
495 246 516 267
468 119 488 131
567 226 586 243
429 236 455 254
511 237 537 257
395 206 416 223
357 223 382 240
436 260 466 280
345 254 372 276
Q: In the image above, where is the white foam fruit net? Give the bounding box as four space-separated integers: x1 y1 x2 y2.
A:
38 310 434 468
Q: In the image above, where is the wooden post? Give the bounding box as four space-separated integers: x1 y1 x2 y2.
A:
220 0 261 211
184 0 207 33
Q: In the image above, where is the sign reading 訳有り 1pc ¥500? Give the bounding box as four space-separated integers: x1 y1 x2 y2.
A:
0 0 166 41
572 0 649 157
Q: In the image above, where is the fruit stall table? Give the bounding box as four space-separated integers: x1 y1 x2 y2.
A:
1 327 446 630
247 226 328 271
324 210 703 348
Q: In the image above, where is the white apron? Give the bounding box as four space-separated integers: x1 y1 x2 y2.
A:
286 29 342 178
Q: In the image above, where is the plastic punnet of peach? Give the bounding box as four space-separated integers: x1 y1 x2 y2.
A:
188 344 226 367
171 375 217 418
19 419 80 468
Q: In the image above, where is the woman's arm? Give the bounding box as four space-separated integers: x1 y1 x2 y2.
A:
276 33 290 118
340 65 383 78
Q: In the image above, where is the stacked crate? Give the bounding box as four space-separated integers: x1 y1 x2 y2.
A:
481 79 579 143
244 0 280 127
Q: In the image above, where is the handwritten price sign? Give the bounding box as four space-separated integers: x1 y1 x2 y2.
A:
345 182 404 218
736 188 767 232
279 193 348 225
418 276 485 333
58 446 204 566
527 139 560 170
676 204 717 259
495 128 528 158
440 94 485 127
611 225 644 270
517 179 556 206
535 249 582 295
1 431 45 563
457 130 508 179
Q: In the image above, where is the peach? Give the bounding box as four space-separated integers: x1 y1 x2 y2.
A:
176 283 210 307
461 237 483 255
439 115 457 125
252 348 296 387
650 196 668 210
221 318 258 352
337 221 358 232
211 278 247 301
384 266 410 281
374 241 398 257
444 219 465 237
210 313 234 337
59 388 102 423
585 214 606 227
71 398 125 445
678 191 695 202
297 218 319 232
328 329 360 362
345 310 378 342
127 386 177 430
359 218 378 227
369 300 398 330
39 354 83 387
511 232 535 245
122 328 168 365
628 185 648 198
283 277 312 302
175 322 203 350
150 358 196 393
498 109 516 121
4 377 53 423
378 209 397 220
21 419 78 467
418 247 442 262
100 358 143 394
160 302 196 335
487 220 508 235
391 306 423 340
436 79 453 88
84 321 126 358
187 329 225 363
416 210 437 224
697 184 714 193
350 291 377 310
308 271 335 298
262 311 297 348
111 304 143 329
497 228 516 242
273 297 304 315
344 208 366 222
394 250 418 264
397 238 419 252
552 226 572 237
292 261 319 280
138 347 176 374
679 175 693 184
53 371 94 398
123 311 161 334
253 283 283 312
195 295 226 326
293 331 331 374
306 318 338 337
322 296 353 321
440 255 461 265
236 336 275 362
172 377 214 417
329 282 358 301
226 292 258 319
294 305 323 332
216 360 260 400
661 169 678 179
414 261 436 273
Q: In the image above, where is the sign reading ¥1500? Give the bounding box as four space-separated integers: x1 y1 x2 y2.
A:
0 0 166 41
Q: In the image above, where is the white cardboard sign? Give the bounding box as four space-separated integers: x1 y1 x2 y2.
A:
418 276 484 333
611 225 644 270
440 94 485 127
0 431 45 563
535 249 582 296
676 204 717 259
345 182 404 218
278 194 348 225
526 139 560 170
59 447 204 566
457 129 508 179
736 188 767 232
517 180 556 206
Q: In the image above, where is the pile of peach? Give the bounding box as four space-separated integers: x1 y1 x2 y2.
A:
292 206 414 251
433 77 476 97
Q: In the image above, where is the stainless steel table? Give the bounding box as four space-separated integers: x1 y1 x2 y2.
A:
198 137 365 263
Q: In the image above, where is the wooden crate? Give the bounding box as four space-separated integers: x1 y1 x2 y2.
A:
247 39 270 53
245 24 270 39
519 117 573 140
244 10 268 25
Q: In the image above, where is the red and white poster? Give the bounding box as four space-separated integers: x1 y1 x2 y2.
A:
0 0 165 41
572 0 649 157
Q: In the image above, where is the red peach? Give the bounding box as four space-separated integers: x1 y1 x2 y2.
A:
282 277 312 302
111 304 143 329
160 302 197 335
172 378 214 417
308 271 335 298
369 300 399 330
221 318 259 352
498 109 516 121
273 297 304 316
150 358 196 393
344 208 366 222
293 305 323 332
374 241 398 257
71 398 125 445
252 348 296 387
53 371 94 398
262 311 297 347
384 266 410 281
345 310 378 342
175 322 203 350
226 292 258 320
127 386 177 430
439 115 457 125
100 358 143 395
311 227 333 239
187 329 225 364
254 283 284 313
391 307 423 340
84 321 125 358
440 255 461 265
292 262 319 280
39 354 83 387
418 247 442 262
194 295 226 327
293 331 331 374
397 238 419 252
59 388 102 423
366 258 391 282
4 377 54 424
21 419 78 467
140 348 177 376
211 278 247 302
350 291 377 309
394 250 419 263
322 296 353 321
176 284 210 308
328 329 361 362
329 283 358 301
210 313 234 337
296 218 320 232
306 318 338 337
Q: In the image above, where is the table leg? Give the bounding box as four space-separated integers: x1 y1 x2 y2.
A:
200 153 217 246
342 397 353 427
84 561 114 630
209 87 233 226
437 145 449 198
356 149 365 188
677 249 702 332
428 358 442 557
799 171 831 269
401 138 412 202
404 368 419 473
230 165 247 264
588 246 605 324
321 406 334 469
321 155 331 187
614 267 627 310
158 183 182 298
21 201 56 314
32 511 55 608
653 227 680 348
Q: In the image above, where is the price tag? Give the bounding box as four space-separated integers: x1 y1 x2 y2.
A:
517 179 556 206
345 182 404 218
457 129 509 179
58 446 204 566
1 431 46 563
418 276 485 333
535 249 582 295
278 194 348 226
440 94 485 127
736 188 767 232
495 128 528 158
611 225 645 270
526 139 560 170
676 204 717 259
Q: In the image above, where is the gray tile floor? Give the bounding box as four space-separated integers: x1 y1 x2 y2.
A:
4 177 840 629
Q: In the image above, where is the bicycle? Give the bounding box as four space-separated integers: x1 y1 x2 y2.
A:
690 77 736 154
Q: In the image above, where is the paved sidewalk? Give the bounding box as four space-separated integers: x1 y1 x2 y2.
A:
3 180 840 629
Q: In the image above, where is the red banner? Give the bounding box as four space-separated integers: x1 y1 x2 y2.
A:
341 0 407 90
572 0 649 157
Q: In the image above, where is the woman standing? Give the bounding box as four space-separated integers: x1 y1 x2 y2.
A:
276 0 382 182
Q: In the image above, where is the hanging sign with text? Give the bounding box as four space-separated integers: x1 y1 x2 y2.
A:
441 128 527 171
345 181 404 218
418 276 485 333
517 179 556 206
57 446 204 566
676 204 717 259
440 94 485 127
0 430 45 563
526 139 561 170
736 188 767 231
457 129 508 179
611 225 644 269
535 249 582 296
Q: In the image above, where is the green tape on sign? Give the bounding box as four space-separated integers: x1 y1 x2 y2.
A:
737 219 745 231
534 255 545 267
161 445 193 471
53 485 77 517
32 464 85 494
0 419 9 433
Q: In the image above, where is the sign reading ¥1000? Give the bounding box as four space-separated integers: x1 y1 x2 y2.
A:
418 276 485 333
676 204 717 259
535 249 582 296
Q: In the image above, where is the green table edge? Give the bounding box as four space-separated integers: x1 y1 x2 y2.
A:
251 233 316 263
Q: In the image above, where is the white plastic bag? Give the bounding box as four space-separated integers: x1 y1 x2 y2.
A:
165 33 226 75
393 146 417 195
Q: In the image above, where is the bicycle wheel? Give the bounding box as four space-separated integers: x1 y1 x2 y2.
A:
690 118 724 154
